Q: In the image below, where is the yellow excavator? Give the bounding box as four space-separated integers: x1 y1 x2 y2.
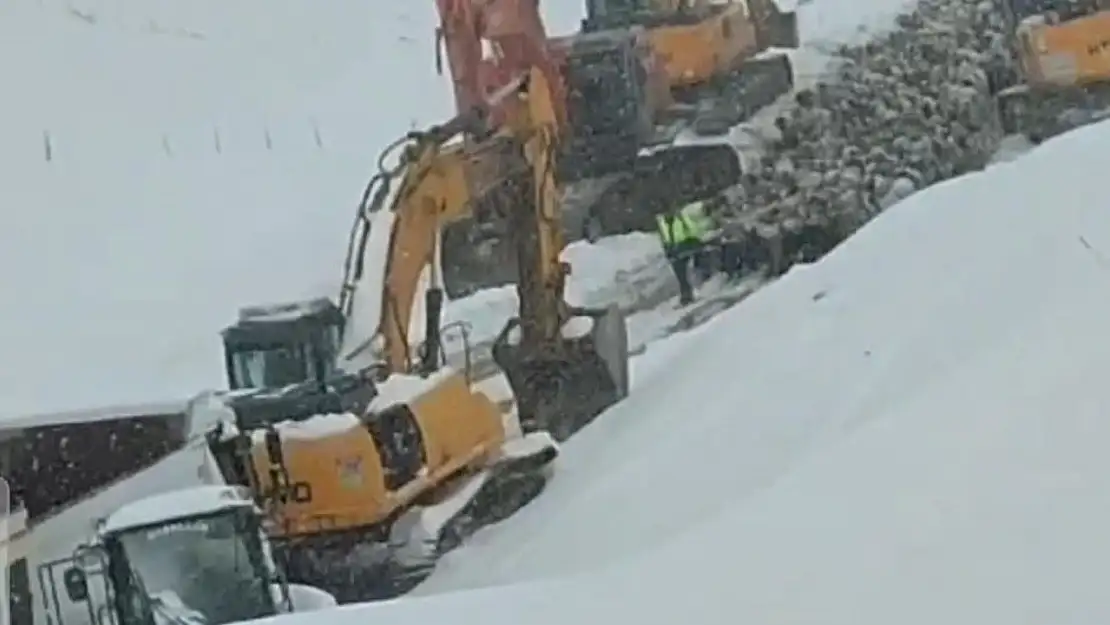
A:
994 0 1110 140
203 62 629 602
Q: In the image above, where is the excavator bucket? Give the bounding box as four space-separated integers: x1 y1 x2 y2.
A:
492 305 630 441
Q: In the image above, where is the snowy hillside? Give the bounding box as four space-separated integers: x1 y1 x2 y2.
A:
416 0 938 594
0 0 583 419
260 111 1110 625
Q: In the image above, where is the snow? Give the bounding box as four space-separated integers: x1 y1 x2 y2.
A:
23 0 1108 620
339 0 1110 617
0 0 673 421
499 431 558 461
560 316 593 338
367 369 456 412
100 485 253 534
990 134 1036 164
389 471 494 568
1 1 441 419
255 413 361 443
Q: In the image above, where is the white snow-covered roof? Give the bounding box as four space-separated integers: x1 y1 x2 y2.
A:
368 369 456 412
251 412 361 443
101 485 255 535
237 297 335 323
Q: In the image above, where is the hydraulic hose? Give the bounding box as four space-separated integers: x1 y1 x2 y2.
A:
338 134 414 317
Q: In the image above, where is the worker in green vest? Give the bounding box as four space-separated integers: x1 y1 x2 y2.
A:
682 199 719 280
656 200 713 305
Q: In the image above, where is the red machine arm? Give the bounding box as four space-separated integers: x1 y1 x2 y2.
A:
434 0 568 131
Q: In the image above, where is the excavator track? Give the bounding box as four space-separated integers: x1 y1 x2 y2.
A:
997 82 1110 142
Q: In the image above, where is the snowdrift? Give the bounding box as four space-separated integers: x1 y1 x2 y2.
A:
330 119 1110 622
0 0 445 418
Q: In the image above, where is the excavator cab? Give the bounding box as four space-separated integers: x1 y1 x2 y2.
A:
222 298 345 391
218 297 379 437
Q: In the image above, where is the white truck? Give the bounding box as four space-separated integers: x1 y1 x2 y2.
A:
50 485 335 625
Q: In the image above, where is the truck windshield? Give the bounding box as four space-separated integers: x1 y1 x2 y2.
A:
116 510 274 625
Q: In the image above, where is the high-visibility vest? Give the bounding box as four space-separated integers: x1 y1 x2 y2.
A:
680 201 713 239
656 213 695 246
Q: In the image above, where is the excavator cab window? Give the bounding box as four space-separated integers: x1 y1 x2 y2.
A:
227 344 316 390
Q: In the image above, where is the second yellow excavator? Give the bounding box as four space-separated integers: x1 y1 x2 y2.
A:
994 0 1110 139
434 0 799 294
200 57 629 602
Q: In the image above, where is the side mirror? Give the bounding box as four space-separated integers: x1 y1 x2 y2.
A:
63 567 88 602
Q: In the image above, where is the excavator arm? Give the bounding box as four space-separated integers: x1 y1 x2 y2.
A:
338 110 506 375
484 71 631 440
434 0 568 131
339 65 629 439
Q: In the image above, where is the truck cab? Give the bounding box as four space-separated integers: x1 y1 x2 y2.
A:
58 486 335 625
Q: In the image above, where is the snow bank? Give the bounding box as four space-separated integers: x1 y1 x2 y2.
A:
262 110 1110 625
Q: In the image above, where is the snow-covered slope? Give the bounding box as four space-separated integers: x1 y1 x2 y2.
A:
415 0 933 593
0 0 582 419
257 105 1110 625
